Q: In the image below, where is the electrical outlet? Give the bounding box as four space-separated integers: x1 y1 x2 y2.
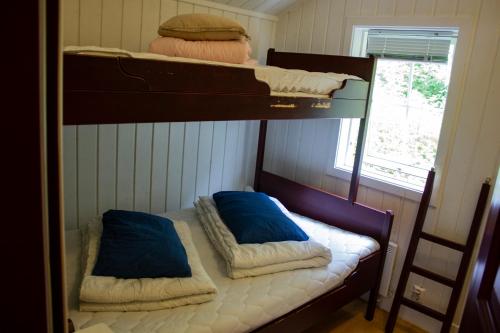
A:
411 284 426 302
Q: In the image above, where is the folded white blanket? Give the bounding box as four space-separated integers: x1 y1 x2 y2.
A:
79 218 217 311
195 196 332 278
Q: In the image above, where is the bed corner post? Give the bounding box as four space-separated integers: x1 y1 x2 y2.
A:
348 55 377 204
254 120 268 192
254 50 276 192
348 118 367 203
267 48 276 66
365 209 394 321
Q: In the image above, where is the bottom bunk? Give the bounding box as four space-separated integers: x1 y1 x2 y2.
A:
65 175 392 333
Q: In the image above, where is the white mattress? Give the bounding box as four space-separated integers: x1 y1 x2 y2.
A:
64 46 362 98
67 208 379 333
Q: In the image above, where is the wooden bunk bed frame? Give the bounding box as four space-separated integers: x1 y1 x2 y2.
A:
63 48 393 333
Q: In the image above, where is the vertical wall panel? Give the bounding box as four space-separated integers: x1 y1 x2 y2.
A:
194 4 209 13
248 17 261 58
456 0 480 16
297 0 315 52
101 0 123 47
274 12 288 51
325 0 346 54
97 125 117 215
344 0 362 16
284 8 301 51
116 124 136 210
134 123 153 211
178 1 194 14
295 120 315 184
257 20 274 63
208 7 223 16
221 122 240 190
63 0 80 45
243 120 260 187
208 121 227 194
308 120 335 187
310 0 330 53
166 123 184 211
63 127 78 229
77 126 98 225
181 122 200 208
121 0 143 51
235 14 250 31
263 120 276 171
140 0 161 51
282 120 302 180
160 0 178 22
377 0 396 16
196 122 214 198
235 121 248 189
150 123 170 213
395 0 415 16
270 121 289 174
434 0 457 16
79 0 102 45
414 0 435 16
223 11 237 19
361 0 378 16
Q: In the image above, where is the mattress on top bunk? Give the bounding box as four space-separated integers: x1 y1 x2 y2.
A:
67 207 379 333
64 46 363 98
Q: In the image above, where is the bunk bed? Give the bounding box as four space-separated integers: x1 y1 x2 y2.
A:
64 48 394 333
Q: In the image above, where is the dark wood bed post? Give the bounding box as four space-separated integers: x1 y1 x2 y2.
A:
348 55 376 204
366 210 394 320
348 117 368 203
254 120 268 191
253 49 276 191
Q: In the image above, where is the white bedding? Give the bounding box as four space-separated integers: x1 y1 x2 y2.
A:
79 220 217 311
67 208 379 333
64 46 361 98
195 196 331 278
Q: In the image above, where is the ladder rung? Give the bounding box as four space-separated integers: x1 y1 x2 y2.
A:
420 232 466 252
410 265 456 287
401 297 445 321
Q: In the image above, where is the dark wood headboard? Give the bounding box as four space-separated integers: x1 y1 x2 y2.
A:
257 171 393 245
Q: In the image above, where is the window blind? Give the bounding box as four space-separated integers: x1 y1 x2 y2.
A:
366 29 456 63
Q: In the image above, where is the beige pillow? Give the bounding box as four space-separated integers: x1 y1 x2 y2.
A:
158 14 249 41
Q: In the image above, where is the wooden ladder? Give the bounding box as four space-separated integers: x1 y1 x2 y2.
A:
385 169 491 333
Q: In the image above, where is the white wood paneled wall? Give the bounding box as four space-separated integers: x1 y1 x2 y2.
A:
271 0 500 331
64 121 259 230
63 0 276 62
207 0 298 15
62 0 269 229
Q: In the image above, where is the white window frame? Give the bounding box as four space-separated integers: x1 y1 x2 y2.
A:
327 16 473 205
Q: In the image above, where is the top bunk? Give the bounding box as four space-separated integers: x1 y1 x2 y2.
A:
63 47 375 125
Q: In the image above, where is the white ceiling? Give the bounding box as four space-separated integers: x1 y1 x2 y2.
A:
209 0 298 15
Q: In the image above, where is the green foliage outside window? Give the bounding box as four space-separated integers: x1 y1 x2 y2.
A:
412 63 448 109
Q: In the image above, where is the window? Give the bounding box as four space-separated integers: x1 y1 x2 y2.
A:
333 27 458 193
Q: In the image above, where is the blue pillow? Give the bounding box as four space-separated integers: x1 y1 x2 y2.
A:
212 191 309 244
92 210 192 279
